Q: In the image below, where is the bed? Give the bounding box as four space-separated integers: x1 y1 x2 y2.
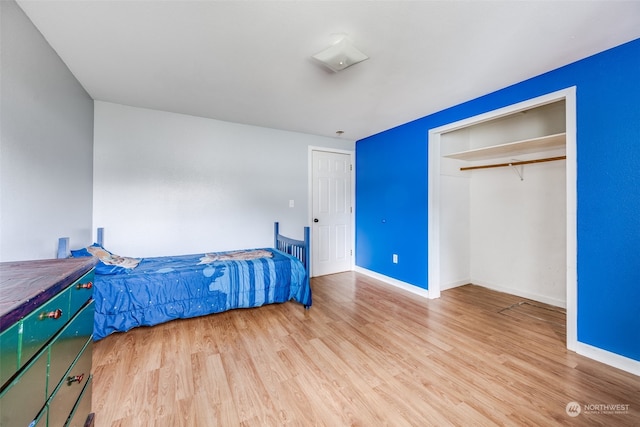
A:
58 222 311 340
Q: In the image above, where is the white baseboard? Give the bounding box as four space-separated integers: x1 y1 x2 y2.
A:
441 279 470 291
576 342 640 377
353 266 429 299
471 280 566 309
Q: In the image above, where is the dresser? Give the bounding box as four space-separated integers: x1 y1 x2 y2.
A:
0 257 97 427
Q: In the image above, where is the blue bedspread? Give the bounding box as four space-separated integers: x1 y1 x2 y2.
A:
92 248 310 340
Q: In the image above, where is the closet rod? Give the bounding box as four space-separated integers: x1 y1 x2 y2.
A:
460 155 566 171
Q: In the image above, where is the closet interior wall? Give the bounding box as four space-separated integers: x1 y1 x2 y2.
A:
439 101 567 308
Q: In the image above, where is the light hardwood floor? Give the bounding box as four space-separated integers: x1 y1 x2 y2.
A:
92 272 640 426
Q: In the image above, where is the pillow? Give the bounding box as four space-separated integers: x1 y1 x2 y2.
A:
198 249 273 264
71 243 140 275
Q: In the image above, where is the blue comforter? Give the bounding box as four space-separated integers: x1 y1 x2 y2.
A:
92 248 310 340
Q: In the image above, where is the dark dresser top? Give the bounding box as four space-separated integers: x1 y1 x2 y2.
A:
0 257 97 333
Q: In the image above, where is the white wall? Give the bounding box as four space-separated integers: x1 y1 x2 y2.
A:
469 158 566 306
439 157 470 289
93 102 354 257
0 0 94 262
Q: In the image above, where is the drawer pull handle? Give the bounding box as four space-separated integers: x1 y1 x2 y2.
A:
77 281 93 289
39 308 63 320
67 373 85 386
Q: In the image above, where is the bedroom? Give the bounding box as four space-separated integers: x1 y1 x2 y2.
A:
1 0 639 425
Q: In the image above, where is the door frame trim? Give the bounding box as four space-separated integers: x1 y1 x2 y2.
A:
427 87 577 351
308 146 355 277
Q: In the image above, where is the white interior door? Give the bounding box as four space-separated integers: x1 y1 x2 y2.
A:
311 150 352 276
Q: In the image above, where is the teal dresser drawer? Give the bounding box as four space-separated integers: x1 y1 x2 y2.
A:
0 257 97 427
0 348 48 426
47 340 92 427
48 301 94 398
21 286 72 365
68 271 95 318
63 375 92 427
0 322 20 386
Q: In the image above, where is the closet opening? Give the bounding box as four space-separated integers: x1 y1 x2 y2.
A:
427 88 577 351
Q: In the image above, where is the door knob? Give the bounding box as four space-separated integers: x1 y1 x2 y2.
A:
314 218 319 223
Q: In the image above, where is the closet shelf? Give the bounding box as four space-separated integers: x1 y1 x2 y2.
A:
443 132 566 161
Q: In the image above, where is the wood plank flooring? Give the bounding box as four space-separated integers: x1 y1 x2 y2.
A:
92 272 640 426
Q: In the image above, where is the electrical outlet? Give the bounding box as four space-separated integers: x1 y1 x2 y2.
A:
392 254 398 264
289 200 294 208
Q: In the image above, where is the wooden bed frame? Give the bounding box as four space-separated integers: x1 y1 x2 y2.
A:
58 221 311 288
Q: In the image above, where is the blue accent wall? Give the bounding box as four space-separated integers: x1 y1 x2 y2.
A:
355 38 640 361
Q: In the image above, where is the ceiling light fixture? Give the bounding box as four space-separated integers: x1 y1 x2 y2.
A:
312 35 368 72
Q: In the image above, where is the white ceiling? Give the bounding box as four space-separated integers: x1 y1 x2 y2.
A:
16 0 640 141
